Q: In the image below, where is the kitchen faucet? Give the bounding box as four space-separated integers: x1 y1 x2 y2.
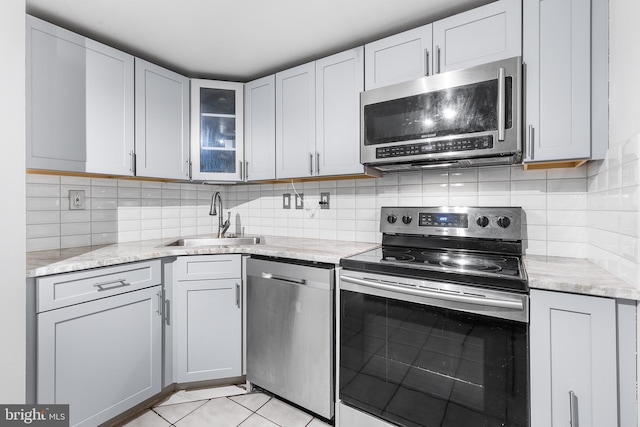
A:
209 191 230 238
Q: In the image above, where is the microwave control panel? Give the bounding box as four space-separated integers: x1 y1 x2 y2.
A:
376 135 493 159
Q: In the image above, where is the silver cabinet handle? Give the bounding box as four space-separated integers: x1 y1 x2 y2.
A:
309 153 314 175
569 391 578 426
235 283 240 308
245 161 249 180
129 151 136 175
156 289 163 316
239 160 244 181
424 49 430 76
164 298 171 325
497 67 506 141
262 272 307 286
315 151 320 175
528 125 535 160
93 278 130 291
436 45 441 74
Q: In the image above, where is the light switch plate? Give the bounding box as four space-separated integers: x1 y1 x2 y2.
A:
295 193 304 209
69 190 85 210
282 193 291 209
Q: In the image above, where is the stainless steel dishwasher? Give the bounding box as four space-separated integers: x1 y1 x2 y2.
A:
246 256 335 420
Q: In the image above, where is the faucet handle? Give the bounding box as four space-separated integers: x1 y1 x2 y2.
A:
221 212 231 235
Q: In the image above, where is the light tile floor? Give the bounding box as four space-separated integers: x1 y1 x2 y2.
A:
119 385 332 427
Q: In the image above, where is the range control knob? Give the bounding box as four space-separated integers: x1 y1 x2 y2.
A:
476 216 490 228
497 216 511 228
387 214 398 224
402 215 413 225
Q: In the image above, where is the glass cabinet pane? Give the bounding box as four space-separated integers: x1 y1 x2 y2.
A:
190 79 243 181
199 87 237 174
201 88 236 115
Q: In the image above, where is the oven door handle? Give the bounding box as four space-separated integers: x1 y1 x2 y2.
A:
340 275 524 311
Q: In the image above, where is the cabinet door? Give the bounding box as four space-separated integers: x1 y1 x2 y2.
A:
244 75 276 181
174 278 242 383
275 62 316 179
26 15 134 175
316 47 365 177
37 286 162 427
433 0 521 74
135 59 190 180
191 79 244 182
530 290 618 427
523 0 591 163
364 25 432 90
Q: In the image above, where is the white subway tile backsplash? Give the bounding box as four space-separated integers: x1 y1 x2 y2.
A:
61 222 91 236
26 197 60 211
28 158 612 267
26 224 59 239
61 234 91 248
450 168 478 183
91 232 117 246
27 211 60 225
26 183 61 198
547 241 586 258
27 237 60 252
479 165 511 181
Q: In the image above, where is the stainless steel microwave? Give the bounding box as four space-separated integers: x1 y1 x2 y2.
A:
361 56 522 171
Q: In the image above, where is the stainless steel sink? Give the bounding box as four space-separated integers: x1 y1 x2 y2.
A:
164 235 263 247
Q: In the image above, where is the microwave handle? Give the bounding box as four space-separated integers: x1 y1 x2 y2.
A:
497 67 506 141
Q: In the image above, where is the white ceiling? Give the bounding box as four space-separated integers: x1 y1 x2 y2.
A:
25 0 491 82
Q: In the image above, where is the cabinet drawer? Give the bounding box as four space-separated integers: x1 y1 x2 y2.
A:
37 260 161 313
174 255 241 280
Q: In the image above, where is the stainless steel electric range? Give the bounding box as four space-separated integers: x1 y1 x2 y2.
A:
338 206 529 427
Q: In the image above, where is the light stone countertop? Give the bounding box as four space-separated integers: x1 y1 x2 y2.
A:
26 235 380 278
525 255 640 300
26 237 640 301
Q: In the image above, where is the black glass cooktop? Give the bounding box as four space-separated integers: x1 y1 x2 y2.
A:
340 246 528 293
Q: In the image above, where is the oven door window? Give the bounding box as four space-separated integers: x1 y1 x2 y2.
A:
339 290 528 427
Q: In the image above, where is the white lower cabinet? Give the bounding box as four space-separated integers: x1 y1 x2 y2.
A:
173 255 242 383
36 261 163 427
530 289 618 427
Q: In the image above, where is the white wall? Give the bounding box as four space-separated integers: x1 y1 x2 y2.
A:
586 0 640 286
0 0 26 403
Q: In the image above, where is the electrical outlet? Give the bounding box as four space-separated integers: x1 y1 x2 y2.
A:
69 190 85 210
320 192 330 209
282 193 291 209
295 193 304 209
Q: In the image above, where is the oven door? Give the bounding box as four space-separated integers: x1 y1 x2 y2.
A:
338 270 529 427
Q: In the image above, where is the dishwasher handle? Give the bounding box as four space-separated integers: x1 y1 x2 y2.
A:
261 272 306 286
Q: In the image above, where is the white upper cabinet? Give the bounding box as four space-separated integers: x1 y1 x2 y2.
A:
190 79 244 182
364 0 521 90
433 0 521 73
365 25 433 90
135 59 190 180
523 0 608 165
276 47 368 180
244 75 276 182
315 47 365 176
275 62 316 179
26 15 135 175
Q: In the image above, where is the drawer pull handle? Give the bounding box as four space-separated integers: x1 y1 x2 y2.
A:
93 278 130 291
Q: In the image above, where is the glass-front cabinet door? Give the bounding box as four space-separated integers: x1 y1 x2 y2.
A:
190 79 244 181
